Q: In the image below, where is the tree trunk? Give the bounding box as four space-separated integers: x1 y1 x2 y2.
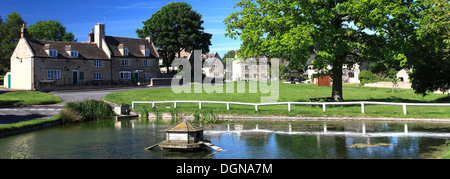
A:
331 59 343 102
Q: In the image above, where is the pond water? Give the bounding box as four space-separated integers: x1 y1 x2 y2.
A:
0 119 449 159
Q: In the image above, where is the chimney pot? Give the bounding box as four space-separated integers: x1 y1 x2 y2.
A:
21 23 27 39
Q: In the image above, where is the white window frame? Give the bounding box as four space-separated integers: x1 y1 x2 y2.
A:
120 71 131 79
123 48 129 56
145 49 150 57
49 49 58 57
122 59 130 66
144 59 151 67
94 60 101 68
70 51 79 57
144 73 151 80
47 69 61 80
94 72 102 80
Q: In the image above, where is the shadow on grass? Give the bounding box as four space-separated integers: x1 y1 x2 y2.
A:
0 114 48 125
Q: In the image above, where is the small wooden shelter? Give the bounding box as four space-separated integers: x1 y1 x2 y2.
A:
145 120 222 152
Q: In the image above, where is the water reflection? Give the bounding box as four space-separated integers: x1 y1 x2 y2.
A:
0 120 449 159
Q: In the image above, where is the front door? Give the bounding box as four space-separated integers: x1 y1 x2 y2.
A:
73 71 79 85
134 72 139 83
7 74 11 88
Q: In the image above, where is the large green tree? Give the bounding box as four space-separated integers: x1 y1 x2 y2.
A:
0 11 25 75
27 20 77 42
136 2 212 72
405 0 449 95
224 0 425 101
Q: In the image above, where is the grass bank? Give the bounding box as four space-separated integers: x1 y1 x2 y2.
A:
0 91 62 106
104 82 450 119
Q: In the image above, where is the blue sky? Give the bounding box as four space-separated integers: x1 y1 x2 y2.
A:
0 0 242 57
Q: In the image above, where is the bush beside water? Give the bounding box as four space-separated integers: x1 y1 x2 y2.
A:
62 100 114 124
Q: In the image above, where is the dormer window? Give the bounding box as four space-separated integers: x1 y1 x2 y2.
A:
145 49 150 57
123 48 129 56
49 49 58 57
70 51 79 57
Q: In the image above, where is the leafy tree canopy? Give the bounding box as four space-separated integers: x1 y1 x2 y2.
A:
136 2 212 71
27 20 77 42
0 11 25 74
225 0 443 100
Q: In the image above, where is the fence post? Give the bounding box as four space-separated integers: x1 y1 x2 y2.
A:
152 103 155 108
174 102 177 109
227 103 230 110
199 102 202 109
255 104 259 111
322 104 326 112
361 102 365 114
288 103 291 112
132 102 135 109
403 104 407 115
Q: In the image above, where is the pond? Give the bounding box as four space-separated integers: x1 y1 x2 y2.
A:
0 119 449 159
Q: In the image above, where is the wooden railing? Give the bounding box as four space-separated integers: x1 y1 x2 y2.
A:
132 101 450 115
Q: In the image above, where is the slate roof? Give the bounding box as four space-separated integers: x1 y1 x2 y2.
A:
27 39 110 60
104 36 159 58
165 121 203 133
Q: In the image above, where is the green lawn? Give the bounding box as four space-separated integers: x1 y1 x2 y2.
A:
0 91 62 106
104 82 450 119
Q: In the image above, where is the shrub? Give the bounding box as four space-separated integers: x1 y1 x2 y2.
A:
65 100 114 122
359 70 382 85
60 108 80 124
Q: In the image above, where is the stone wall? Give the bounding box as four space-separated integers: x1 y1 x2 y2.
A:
364 81 412 89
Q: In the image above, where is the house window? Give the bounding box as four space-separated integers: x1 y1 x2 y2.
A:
348 72 355 78
49 50 58 57
213 64 220 68
70 51 79 57
122 59 130 66
144 59 151 67
120 71 131 79
94 72 102 80
94 60 101 68
47 69 61 79
145 73 151 80
145 49 150 57
214 72 220 77
123 48 129 56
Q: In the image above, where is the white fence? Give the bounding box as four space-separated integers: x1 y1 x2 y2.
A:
132 101 450 115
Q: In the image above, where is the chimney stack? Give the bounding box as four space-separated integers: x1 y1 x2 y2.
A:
21 23 27 39
94 23 105 48
88 28 94 43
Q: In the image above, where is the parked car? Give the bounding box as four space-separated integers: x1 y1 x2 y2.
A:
287 77 304 84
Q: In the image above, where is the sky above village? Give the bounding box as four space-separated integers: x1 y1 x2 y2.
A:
0 0 242 57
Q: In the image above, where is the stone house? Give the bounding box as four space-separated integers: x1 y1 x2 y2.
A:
9 23 161 91
201 52 224 79
305 53 369 84
228 57 271 81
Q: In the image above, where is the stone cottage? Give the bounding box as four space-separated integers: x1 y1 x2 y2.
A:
9 23 161 91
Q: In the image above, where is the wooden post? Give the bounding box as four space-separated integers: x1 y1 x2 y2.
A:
174 102 177 109
361 102 365 114
255 104 258 111
132 102 135 109
152 103 155 108
403 104 407 115
227 103 230 110
288 103 291 112
322 104 326 112
199 102 202 109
